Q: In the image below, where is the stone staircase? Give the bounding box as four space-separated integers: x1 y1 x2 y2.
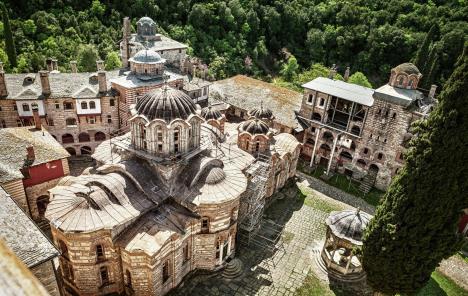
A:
359 171 377 194
221 258 244 280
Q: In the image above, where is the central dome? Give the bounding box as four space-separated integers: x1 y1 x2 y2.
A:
241 119 269 135
131 49 163 64
135 86 197 121
393 63 420 75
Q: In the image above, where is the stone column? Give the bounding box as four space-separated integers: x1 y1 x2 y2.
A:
326 134 340 175
310 127 322 167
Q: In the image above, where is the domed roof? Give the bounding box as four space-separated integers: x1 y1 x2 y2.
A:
201 106 223 121
135 86 197 121
393 63 421 75
137 16 156 25
204 167 226 185
130 49 163 63
248 104 273 120
241 119 269 135
326 209 372 245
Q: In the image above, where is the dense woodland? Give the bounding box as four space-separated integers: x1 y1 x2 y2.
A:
0 0 466 88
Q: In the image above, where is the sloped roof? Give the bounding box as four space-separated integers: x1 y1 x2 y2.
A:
374 84 423 107
210 75 302 128
3 70 122 100
302 77 374 106
0 186 58 267
0 127 69 183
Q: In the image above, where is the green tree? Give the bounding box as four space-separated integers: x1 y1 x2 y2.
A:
362 46 468 295
105 51 122 70
77 44 100 72
348 72 372 88
22 19 36 35
90 0 105 17
280 55 299 82
413 24 438 70
1 2 16 67
297 63 329 85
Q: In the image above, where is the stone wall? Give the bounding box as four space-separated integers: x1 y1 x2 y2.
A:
31 260 61 296
25 176 63 220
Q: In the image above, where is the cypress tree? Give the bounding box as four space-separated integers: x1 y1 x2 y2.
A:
1 2 17 68
413 24 438 71
362 46 468 295
421 45 439 89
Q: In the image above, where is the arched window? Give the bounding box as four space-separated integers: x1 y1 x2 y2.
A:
62 133 74 144
78 132 90 142
89 101 96 109
377 153 384 160
22 103 30 112
174 127 180 153
94 132 106 141
162 260 170 283
100 266 109 286
201 217 209 233
398 76 404 86
96 244 105 262
255 141 260 152
65 118 76 126
126 270 132 288
357 159 366 168
363 147 369 155
81 102 88 109
64 101 73 110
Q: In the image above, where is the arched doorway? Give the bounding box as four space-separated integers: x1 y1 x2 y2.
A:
357 159 366 168
80 146 92 155
36 195 50 218
65 147 76 156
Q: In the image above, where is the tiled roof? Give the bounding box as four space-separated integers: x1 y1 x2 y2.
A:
0 186 58 267
0 127 70 183
210 75 302 128
130 34 188 51
3 70 122 100
374 84 423 107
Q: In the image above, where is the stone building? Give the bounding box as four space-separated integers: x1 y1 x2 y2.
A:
0 126 69 224
120 17 188 69
44 85 299 296
0 186 60 295
297 63 436 190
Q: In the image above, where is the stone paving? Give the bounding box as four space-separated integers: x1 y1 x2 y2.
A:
168 180 352 296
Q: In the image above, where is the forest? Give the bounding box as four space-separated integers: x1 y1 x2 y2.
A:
0 0 466 88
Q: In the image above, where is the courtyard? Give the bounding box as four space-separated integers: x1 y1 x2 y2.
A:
168 176 467 296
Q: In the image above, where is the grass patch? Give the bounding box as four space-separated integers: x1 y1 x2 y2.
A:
299 163 385 207
282 231 295 244
415 271 467 296
297 184 343 213
295 272 337 296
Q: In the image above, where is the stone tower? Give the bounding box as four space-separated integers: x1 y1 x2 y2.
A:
121 17 131 68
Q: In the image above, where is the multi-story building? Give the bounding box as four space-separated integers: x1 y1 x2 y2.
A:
297 63 437 190
44 85 299 296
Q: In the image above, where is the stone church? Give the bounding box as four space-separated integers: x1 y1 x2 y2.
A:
45 82 301 295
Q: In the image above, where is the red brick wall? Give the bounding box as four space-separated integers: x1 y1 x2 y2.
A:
23 159 65 187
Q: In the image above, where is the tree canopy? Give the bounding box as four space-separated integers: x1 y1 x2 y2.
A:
362 46 468 295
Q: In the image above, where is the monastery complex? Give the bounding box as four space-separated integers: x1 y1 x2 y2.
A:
0 16 450 296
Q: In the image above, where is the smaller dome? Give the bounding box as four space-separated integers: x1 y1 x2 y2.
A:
393 63 421 75
241 119 269 135
201 106 223 121
137 17 156 25
204 167 226 184
326 209 372 245
130 49 163 63
248 106 273 120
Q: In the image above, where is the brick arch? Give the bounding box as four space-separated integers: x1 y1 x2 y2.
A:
62 133 74 144
78 132 91 143
94 131 106 141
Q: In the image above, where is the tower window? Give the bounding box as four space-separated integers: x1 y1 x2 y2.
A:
183 243 190 263
55 101 60 109
109 99 115 107
96 245 105 262
162 260 170 283
377 153 383 160
100 266 109 286
201 217 209 233
126 270 132 288
107 115 112 124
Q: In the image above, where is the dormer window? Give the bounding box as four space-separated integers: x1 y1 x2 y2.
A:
81 102 88 109
89 101 96 109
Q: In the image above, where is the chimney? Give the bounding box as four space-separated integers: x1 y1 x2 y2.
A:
98 70 107 93
0 62 7 97
328 64 336 79
32 105 41 130
429 85 437 99
344 67 350 81
26 146 35 162
39 70 51 95
52 58 58 71
70 61 77 73
46 58 53 72
96 60 104 71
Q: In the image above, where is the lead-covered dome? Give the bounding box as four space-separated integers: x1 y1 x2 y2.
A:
135 86 197 121
130 49 163 64
201 106 223 121
325 209 372 245
393 63 420 75
137 16 156 25
241 119 269 135
248 107 273 120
